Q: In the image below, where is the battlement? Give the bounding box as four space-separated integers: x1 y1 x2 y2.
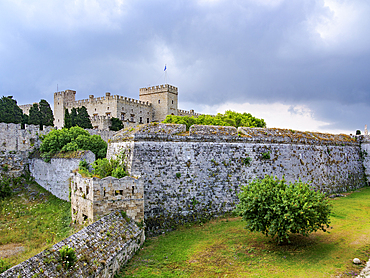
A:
54 90 76 102
178 109 202 117
139 84 178 96
64 94 152 108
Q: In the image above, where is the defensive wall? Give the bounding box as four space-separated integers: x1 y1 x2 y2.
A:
71 173 144 224
0 211 145 278
0 123 53 177
107 123 368 234
29 151 95 201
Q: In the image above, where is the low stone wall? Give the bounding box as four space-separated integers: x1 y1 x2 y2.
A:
71 172 144 224
0 211 145 278
108 123 366 235
29 151 95 201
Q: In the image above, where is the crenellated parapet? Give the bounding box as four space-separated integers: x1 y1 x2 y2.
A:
178 109 202 117
139 84 178 96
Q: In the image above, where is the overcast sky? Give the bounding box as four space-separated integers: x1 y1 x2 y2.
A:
1 0 369 134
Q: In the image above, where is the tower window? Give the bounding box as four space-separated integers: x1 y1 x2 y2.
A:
147 118 150 123
158 100 160 104
140 117 143 124
172 100 173 104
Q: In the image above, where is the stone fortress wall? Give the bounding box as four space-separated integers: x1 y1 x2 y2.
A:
53 84 200 130
0 123 53 177
70 172 144 224
0 211 145 278
107 123 369 234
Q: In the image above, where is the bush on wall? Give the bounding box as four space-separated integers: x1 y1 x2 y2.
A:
40 126 107 161
234 175 332 243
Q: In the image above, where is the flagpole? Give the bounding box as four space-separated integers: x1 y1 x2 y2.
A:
164 64 167 84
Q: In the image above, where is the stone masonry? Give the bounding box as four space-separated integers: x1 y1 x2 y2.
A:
0 211 145 278
107 123 367 234
70 173 144 224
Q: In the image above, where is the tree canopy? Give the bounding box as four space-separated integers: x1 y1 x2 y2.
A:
28 100 54 130
40 126 107 161
162 110 266 130
110 117 124 131
0 96 23 124
64 106 93 129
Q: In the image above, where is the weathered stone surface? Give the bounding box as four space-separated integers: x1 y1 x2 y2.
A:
0 211 145 278
29 151 95 201
107 123 366 235
71 173 144 224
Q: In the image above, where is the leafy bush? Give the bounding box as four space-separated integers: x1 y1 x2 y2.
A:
78 151 127 179
163 110 266 131
0 177 12 200
234 175 332 243
40 126 107 161
59 245 77 269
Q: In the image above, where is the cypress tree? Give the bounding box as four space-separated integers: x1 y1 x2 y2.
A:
110 117 124 131
39 99 54 127
70 108 78 127
29 103 41 129
64 109 72 128
0 96 23 124
76 106 93 129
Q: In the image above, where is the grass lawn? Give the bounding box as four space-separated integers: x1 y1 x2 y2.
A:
116 187 370 278
0 177 76 269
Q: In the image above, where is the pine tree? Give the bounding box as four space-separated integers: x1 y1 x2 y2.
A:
76 106 93 129
39 99 54 127
0 96 23 124
29 103 41 128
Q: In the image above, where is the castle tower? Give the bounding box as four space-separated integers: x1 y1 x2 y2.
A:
139 84 178 122
54 90 76 129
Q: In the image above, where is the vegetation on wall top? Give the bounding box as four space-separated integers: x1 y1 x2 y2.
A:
162 110 266 130
40 126 107 161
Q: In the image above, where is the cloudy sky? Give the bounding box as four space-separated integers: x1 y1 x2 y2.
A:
1 0 369 134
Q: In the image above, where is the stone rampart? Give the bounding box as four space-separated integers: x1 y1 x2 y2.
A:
107 123 366 235
0 123 54 176
0 211 145 278
29 151 95 201
71 172 144 224
361 135 370 183
86 128 117 142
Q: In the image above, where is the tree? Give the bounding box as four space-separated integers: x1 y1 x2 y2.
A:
28 103 41 128
39 99 54 127
110 117 124 131
40 126 107 161
162 110 266 131
76 106 93 129
0 96 23 124
64 106 92 129
64 109 72 128
234 175 332 244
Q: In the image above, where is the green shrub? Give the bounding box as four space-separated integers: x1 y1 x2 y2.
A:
59 245 77 269
243 157 252 166
234 175 332 243
261 151 270 159
0 258 11 274
0 177 12 200
40 126 107 161
79 151 127 179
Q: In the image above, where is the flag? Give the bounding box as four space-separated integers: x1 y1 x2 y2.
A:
164 65 167 71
